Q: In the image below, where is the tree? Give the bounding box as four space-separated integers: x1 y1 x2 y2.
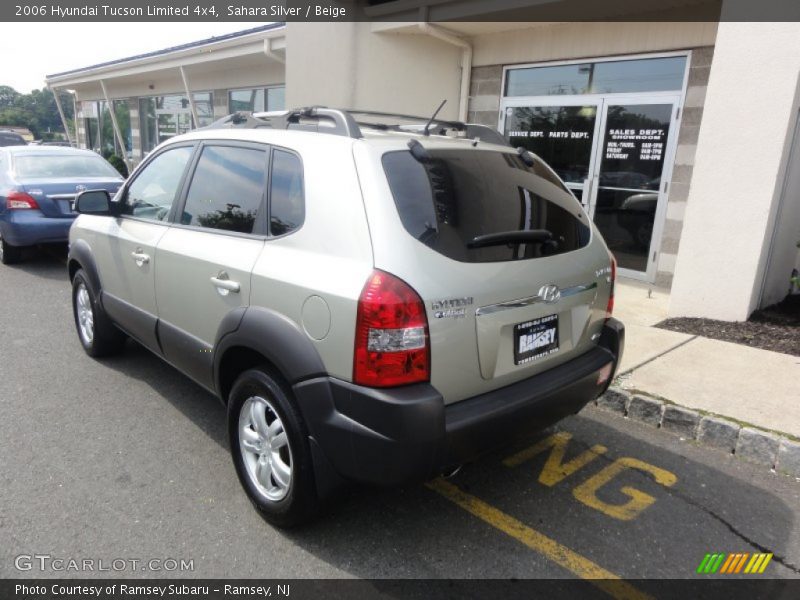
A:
0 85 73 140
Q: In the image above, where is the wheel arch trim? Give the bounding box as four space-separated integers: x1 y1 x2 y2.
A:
67 239 102 293
213 306 327 402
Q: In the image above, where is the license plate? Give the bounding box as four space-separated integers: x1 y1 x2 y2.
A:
514 314 559 365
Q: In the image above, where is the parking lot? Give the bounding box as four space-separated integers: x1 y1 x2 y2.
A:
1 248 799 591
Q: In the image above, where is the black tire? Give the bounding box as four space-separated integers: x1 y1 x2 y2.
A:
228 367 320 527
71 269 126 357
0 235 22 265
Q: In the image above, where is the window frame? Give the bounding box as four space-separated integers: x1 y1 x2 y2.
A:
116 141 198 226
170 140 271 240
266 145 305 240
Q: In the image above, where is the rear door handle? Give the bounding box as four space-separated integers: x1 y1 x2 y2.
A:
210 276 240 295
131 250 150 266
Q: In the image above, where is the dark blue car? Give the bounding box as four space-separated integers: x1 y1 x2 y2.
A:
0 146 124 264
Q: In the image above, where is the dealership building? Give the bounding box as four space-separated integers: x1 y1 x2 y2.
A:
44 1 800 322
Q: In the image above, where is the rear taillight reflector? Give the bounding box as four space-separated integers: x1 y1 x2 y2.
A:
354 270 430 387
6 191 39 210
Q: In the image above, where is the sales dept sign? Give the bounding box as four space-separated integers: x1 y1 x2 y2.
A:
605 128 666 162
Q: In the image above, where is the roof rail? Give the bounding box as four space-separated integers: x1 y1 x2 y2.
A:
346 109 509 146
203 107 509 146
205 106 362 139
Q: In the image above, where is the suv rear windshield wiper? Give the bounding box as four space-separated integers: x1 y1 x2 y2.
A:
467 230 553 249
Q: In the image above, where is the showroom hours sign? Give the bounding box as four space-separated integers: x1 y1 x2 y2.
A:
604 128 666 162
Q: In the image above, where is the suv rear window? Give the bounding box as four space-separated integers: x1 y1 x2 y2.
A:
382 149 590 263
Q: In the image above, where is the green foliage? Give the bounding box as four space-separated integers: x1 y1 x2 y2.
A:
0 85 73 140
106 154 129 178
196 204 255 233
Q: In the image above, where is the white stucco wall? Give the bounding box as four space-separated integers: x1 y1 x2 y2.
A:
285 23 463 120
669 18 800 321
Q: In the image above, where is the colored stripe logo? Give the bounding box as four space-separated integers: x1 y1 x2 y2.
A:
696 552 773 574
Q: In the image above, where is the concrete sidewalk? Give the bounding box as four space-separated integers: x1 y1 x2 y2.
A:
612 280 800 440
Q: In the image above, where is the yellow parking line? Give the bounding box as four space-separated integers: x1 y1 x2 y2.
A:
427 479 652 600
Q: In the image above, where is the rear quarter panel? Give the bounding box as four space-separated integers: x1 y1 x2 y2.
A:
249 134 374 382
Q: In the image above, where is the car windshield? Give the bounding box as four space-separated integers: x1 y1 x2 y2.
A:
14 154 120 179
0 133 26 147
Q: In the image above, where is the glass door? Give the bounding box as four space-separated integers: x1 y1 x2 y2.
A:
589 98 680 280
502 100 602 207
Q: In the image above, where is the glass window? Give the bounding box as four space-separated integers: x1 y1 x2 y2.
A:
85 116 100 153
593 103 674 273
504 105 597 203
506 56 687 97
192 92 214 128
382 149 589 263
507 63 594 97
267 87 285 111
269 149 304 236
112 100 132 157
122 146 193 221
229 89 266 113
228 87 285 113
98 100 115 157
15 155 120 179
181 145 266 234
140 93 214 154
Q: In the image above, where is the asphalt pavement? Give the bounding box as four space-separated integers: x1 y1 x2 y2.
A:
1 247 799 592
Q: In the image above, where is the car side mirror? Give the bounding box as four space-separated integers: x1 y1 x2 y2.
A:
75 189 113 215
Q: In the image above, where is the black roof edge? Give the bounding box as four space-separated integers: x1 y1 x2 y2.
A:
46 23 285 80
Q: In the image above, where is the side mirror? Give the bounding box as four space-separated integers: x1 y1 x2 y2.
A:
75 189 113 215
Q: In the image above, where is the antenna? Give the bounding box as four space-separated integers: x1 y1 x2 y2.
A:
423 100 447 137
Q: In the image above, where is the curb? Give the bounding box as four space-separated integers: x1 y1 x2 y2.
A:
594 387 800 478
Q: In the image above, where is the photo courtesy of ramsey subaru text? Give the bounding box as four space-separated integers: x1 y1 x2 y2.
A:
66 107 623 526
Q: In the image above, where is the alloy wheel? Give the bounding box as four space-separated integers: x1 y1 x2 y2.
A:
238 395 293 502
76 283 95 345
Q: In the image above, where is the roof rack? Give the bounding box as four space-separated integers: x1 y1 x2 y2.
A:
344 109 510 146
203 106 510 146
204 106 362 138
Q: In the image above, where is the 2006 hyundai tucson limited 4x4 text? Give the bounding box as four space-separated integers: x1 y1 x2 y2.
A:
67 107 624 526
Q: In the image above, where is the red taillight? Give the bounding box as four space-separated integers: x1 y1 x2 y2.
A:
353 270 430 387
6 191 39 210
606 255 616 319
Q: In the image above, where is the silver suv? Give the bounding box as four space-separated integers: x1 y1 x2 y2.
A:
68 107 624 526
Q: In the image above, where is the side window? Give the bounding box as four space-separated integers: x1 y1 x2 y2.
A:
122 146 193 221
269 149 304 236
181 145 267 234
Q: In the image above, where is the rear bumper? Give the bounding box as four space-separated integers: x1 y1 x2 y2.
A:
294 318 624 489
0 211 74 246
